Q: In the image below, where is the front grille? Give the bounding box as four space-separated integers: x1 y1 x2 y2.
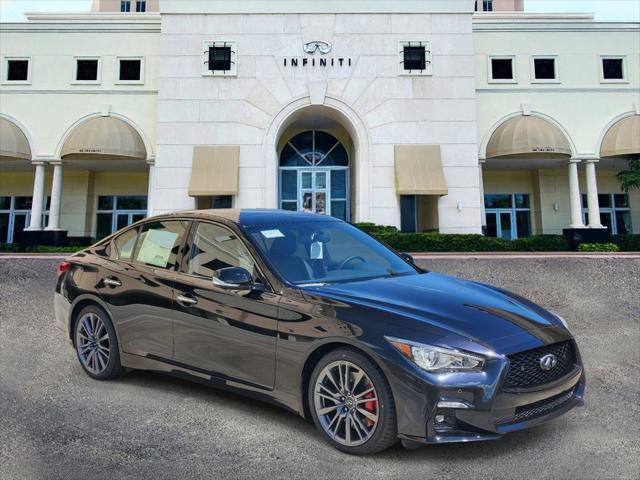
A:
504 341 577 389
511 388 575 423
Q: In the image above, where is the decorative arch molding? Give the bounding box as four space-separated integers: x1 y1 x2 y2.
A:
54 112 155 163
0 113 36 162
263 95 372 221
595 110 639 158
479 110 578 161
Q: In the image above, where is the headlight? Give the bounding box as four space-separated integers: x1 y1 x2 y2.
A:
385 337 484 372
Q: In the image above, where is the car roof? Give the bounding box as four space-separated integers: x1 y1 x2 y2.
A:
161 209 340 227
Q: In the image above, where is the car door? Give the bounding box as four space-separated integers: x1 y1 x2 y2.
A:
172 220 280 390
96 219 189 359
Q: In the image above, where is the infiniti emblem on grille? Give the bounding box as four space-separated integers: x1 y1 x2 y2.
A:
539 353 558 371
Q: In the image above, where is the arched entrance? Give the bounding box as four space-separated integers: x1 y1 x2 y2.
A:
279 130 349 220
265 99 371 223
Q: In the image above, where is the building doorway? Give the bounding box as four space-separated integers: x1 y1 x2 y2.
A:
484 193 532 240
279 130 349 221
0 196 49 243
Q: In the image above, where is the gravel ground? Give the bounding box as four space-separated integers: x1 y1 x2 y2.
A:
0 258 639 480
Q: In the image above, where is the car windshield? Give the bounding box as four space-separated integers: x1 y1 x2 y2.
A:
244 221 418 285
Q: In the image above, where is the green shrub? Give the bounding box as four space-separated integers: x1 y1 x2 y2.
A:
0 243 86 254
612 234 640 252
371 232 568 252
354 222 399 235
578 243 621 252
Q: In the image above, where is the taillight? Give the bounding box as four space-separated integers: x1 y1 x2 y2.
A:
56 261 71 277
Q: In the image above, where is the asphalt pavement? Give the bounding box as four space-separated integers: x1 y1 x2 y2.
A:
0 257 638 480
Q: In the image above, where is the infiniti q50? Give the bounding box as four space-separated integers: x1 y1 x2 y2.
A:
55 209 585 454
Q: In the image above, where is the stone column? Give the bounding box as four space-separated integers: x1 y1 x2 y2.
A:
147 164 155 216
27 163 46 230
478 161 487 228
46 163 63 230
584 159 603 228
568 159 585 228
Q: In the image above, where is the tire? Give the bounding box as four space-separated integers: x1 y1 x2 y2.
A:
73 304 125 380
308 348 397 455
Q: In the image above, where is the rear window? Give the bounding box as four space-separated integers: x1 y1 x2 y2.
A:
132 220 189 269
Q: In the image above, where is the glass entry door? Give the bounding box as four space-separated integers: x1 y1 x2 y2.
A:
486 211 514 240
11 213 29 244
300 171 328 215
278 130 350 221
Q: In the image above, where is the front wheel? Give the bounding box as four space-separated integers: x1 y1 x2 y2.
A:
74 305 124 380
308 348 397 455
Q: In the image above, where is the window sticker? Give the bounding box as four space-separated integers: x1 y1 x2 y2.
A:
261 229 285 239
136 229 178 267
310 241 323 260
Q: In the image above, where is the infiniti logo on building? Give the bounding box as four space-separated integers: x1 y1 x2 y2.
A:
539 353 558 371
303 40 332 55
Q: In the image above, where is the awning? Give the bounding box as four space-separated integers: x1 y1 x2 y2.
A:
61 116 146 160
600 115 640 158
189 146 239 196
0 117 31 161
486 115 571 159
394 145 448 195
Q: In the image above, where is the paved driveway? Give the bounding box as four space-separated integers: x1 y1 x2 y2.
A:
1 258 638 480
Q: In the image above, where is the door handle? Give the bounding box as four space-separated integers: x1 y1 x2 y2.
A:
177 294 198 306
103 277 122 287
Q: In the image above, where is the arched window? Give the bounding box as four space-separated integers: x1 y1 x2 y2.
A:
279 130 349 220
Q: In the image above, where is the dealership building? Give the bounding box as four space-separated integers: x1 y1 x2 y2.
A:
1 0 639 244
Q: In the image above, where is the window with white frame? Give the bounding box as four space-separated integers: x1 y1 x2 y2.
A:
116 57 144 84
484 194 532 240
0 196 49 243
488 56 516 83
73 57 101 83
532 56 559 82
398 41 432 76
202 41 237 76
582 193 632 234
120 1 131 12
3 57 31 84
475 1 493 11
96 195 147 239
600 56 626 82
135 1 146 12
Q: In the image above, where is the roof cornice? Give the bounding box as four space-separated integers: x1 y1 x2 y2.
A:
0 12 161 31
473 12 640 32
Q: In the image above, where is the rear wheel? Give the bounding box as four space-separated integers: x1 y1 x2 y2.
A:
74 305 124 380
308 348 397 455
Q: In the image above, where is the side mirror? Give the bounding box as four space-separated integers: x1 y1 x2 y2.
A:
212 266 254 290
400 252 414 264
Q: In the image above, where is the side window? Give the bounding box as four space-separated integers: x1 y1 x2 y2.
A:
111 228 138 261
186 222 258 280
133 220 188 269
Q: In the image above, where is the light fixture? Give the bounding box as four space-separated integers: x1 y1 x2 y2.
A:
553 202 559 212
457 201 464 211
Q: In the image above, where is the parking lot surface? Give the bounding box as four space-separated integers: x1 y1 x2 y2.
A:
1 257 639 480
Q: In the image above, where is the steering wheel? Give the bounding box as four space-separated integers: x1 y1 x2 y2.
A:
337 256 366 270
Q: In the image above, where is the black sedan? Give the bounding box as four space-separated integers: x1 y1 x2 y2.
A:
54 209 585 455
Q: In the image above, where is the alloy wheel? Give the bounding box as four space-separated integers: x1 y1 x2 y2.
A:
313 360 379 447
76 312 110 375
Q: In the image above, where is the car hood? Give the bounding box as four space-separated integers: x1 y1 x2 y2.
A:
302 272 563 346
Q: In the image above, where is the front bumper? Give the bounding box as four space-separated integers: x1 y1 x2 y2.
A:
399 365 585 445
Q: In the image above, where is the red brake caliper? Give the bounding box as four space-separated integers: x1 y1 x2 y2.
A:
363 383 376 427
